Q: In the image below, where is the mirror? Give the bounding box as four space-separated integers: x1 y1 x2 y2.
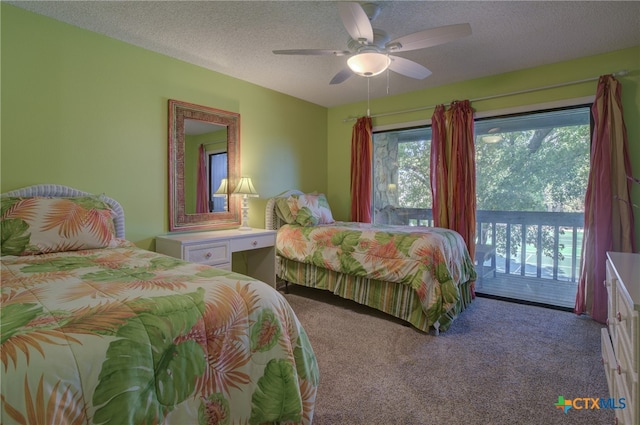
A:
169 99 241 231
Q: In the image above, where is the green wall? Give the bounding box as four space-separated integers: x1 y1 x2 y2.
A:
1 4 328 249
327 46 640 248
2 4 639 250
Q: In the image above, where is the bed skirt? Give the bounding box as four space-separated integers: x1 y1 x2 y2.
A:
278 257 473 333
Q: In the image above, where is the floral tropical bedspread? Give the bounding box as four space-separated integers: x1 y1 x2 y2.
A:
276 222 476 325
1 241 318 425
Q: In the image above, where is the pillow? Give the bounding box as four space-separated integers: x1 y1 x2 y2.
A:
286 193 335 227
275 197 296 224
1 196 117 256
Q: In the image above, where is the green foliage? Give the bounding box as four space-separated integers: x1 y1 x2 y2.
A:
296 207 319 226
374 232 419 257
92 289 206 425
0 218 31 255
21 256 96 272
331 231 368 274
294 328 319 386
475 125 589 213
249 359 302 424
250 309 282 352
1 303 42 344
397 139 432 208
0 196 20 216
198 393 230 425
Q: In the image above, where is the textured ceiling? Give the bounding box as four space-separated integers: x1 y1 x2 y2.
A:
9 1 640 107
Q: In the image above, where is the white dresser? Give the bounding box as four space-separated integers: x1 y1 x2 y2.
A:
156 229 277 287
602 252 639 425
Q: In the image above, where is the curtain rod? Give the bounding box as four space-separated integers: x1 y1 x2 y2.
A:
342 70 629 122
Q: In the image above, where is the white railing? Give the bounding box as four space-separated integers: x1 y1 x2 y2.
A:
381 208 584 282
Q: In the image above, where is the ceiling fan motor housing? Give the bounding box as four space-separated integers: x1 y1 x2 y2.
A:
348 28 389 52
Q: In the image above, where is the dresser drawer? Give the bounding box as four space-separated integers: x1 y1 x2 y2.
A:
606 260 617 327
602 328 616 397
184 241 230 266
230 233 274 252
613 372 634 425
615 285 638 374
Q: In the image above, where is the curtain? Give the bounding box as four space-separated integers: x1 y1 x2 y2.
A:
430 100 477 292
350 116 373 222
575 75 636 323
196 144 208 213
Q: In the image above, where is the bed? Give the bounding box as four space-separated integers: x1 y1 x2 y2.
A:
1 185 318 425
266 190 477 334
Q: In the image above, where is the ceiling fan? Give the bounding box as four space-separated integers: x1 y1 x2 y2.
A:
273 2 472 85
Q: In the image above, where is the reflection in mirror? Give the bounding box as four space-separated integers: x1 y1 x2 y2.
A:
213 178 229 211
169 100 241 232
183 119 228 213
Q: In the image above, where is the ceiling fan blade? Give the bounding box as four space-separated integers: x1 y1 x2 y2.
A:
388 56 432 80
338 2 373 44
386 23 472 52
273 49 351 56
330 68 353 85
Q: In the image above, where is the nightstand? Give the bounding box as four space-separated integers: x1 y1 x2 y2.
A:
156 228 276 287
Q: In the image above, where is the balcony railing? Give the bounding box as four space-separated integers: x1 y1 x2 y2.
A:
382 207 584 283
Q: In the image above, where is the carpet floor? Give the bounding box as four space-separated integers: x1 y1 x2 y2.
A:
282 285 614 425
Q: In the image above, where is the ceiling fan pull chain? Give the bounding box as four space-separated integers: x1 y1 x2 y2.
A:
386 69 390 95
367 77 371 117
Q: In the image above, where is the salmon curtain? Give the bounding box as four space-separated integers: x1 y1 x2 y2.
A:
430 101 477 292
350 116 373 222
575 75 636 323
196 144 208 213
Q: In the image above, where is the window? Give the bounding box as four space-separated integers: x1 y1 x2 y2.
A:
372 126 433 226
475 106 590 282
208 151 227 212
372 104 591 307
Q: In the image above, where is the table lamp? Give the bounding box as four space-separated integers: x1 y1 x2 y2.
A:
232 177 259 230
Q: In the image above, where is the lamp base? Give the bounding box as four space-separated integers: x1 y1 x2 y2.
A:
238 196 251 230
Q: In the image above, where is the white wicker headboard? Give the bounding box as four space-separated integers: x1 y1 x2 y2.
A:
2 184 126 238
265 189 304 230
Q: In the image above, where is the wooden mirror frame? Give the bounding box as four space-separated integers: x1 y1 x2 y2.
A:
168 99 241 232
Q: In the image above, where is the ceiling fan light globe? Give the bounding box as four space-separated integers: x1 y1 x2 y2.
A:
347 52 391 77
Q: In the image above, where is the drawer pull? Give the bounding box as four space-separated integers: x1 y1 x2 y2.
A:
617 312 622 322
251 240 258 247
205 252 212 259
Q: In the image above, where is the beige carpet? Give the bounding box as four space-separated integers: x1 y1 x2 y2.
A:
283 285 614 425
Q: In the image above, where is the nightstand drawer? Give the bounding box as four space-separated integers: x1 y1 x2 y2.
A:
156 229 276 287
184 242 230 265
230 233 275 252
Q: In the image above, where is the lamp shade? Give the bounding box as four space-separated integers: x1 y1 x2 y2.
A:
232 177 259 197
347 52 391 77
213 178 228 196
